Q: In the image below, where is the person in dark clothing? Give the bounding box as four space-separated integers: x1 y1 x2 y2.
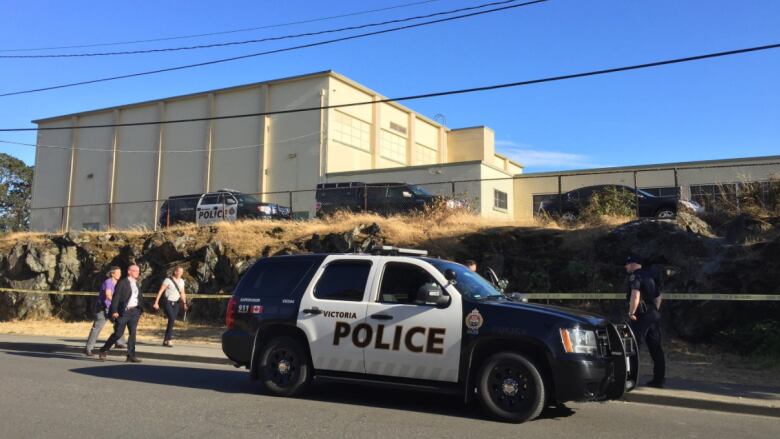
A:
99 264 143 363
625 255 666 388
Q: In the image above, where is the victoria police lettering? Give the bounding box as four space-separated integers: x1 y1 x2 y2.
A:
322 310 358 319
333 322 446 354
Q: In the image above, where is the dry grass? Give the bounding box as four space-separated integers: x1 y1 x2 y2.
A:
0 314 222 345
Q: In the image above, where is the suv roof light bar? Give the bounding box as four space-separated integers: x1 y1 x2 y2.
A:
373 246 428 257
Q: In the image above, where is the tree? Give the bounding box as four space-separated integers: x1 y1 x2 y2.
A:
0 153 33 232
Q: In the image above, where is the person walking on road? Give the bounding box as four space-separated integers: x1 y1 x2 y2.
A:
625 255 666 388
153 266 188 347
99 264 144 363
84 267 127 356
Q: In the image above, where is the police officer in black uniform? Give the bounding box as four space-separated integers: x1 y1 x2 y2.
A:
625 255 665 388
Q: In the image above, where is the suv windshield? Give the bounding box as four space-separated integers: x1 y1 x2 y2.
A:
409 185 431 197
425 259 504 301
236 193 260 204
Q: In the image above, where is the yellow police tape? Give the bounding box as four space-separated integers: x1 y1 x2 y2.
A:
0 287 778 301
0 287 231 300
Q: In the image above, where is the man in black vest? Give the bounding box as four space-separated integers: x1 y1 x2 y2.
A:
625 255 665 388
99 264 143 363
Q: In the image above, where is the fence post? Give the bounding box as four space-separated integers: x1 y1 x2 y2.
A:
363 185 368 211
60 207 66 234
288 191 293 214
633 171 640 218
557 175 562 206
451 181 455 196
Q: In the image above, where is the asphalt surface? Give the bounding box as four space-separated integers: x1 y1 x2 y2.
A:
0 348 777 439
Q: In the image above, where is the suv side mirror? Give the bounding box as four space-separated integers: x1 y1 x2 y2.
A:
444 269 457 282
417 283 450 307
225 197 237 205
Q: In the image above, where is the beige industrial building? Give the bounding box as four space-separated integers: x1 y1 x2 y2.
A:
29 71 780 231
30 71 521 231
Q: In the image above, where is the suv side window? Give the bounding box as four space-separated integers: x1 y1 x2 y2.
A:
238 260 317 298
201 193 220 204
379 262 443 305
314 260 372 301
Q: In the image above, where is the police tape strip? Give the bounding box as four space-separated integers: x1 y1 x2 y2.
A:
1 287 778 301
0 288 231 299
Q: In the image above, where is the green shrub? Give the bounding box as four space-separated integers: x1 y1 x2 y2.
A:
716 319 780 358
581 186 636 219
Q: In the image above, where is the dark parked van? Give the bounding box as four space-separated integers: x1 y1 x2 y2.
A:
315 182 460 216
538 184 702 221
159 189 291 228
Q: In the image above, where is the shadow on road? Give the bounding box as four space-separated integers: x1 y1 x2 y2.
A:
1 341 575 422
67 361 573 421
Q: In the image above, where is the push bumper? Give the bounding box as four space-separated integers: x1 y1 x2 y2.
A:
553 323 639 402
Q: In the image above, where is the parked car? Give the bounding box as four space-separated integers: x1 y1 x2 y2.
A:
315 182 461 216
222 247 638 423
538 184 701 221
159 189 291 228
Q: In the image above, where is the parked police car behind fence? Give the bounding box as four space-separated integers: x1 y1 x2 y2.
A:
222 247 639 423
159 189 291 228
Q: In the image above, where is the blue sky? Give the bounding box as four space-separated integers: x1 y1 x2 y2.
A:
1 0 778 171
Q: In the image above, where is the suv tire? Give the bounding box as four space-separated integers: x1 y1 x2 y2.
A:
258 336 311 397
477 352 545 423
655 208 675 219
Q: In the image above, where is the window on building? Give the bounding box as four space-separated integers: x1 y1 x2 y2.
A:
690 184 737 210
533 194 559 216
414 143 437 165
640 186 679 198
380 130 407 164
314 260 372 302
494 189 508 210
332 111 371 152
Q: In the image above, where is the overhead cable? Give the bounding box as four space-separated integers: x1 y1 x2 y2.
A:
0 0 530 58
0 0 445 53
1 41 777 132
0 0 548 97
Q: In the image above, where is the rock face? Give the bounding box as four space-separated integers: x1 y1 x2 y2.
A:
0 217 777 345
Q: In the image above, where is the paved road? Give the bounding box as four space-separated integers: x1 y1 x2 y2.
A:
0 348 777 439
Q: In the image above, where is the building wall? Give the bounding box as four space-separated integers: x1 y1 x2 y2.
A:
513 158 780 220
479 164 514 219
30 119 74 232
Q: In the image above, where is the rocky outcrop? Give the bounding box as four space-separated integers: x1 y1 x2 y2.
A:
0 216 777 345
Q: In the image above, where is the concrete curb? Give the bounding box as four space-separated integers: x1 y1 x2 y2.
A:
622 391 780 418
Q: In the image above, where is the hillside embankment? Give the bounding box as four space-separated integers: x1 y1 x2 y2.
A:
1 209 778 356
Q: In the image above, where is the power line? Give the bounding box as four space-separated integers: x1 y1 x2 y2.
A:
0 131 321 153
1 42 777 133
0 0 523 58
0 0 548 98
0 0 445 53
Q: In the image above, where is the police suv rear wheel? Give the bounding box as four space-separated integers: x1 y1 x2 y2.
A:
259 336 311 397
477 352 545 423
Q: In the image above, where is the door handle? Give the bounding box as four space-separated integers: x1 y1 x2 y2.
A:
370 313 393 320
302 308 322 315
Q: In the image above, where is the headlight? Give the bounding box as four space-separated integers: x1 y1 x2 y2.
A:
559 328 598 355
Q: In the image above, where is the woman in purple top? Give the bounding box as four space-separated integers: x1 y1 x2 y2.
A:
85 266 126 356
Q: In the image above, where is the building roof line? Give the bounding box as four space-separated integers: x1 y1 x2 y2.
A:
516 154 780 178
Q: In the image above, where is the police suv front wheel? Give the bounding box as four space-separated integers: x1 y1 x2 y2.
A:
258 336 311 397
477 352 545 423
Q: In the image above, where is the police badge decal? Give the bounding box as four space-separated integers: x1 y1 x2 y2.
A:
465 309 484 335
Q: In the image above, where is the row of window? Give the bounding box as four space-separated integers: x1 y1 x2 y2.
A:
332 111 440 166
242 259 443 305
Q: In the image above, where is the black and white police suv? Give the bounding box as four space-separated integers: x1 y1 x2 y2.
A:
222 247 638 423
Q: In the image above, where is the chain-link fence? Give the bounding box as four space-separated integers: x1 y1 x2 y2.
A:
28 159 780 232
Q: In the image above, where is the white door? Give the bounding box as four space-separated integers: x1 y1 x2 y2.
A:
364 258 462 382
296 256 376 374
196 193 222 226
